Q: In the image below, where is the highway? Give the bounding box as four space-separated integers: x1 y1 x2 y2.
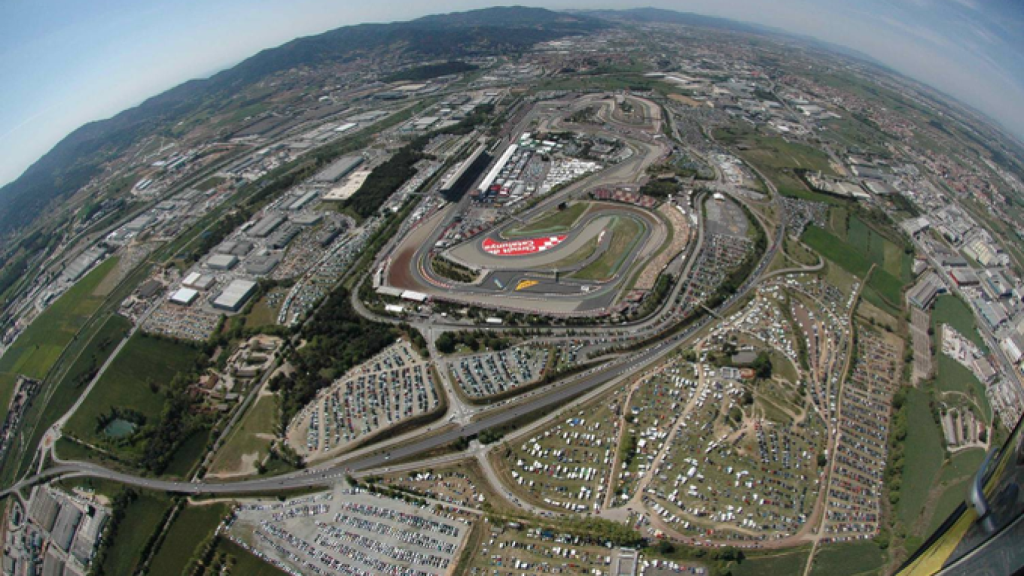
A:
2 176 783 500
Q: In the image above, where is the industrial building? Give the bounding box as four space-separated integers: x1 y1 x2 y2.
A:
206 253 239 270
213 279 258 312
266 225 300 249
61 246 107 282
182 272 216 291
313 155 364 183
249 214 286 238
950 267 979 286
170 288 199 306
125 214 156 232
907 272 946 310
244 254 282 275
288 190 319 211
214 240 254 256
440 144 490 202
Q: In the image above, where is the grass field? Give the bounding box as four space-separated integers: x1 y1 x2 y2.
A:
148 503 231 576
542 234 602 271
939 448 985 483
245 288 285 328
209 393 279 476
925 477 971 535
163 427 212 478
714 127 845 205
212 538 287 575
732 548 810 576
66 333 201 453
802 225 904 306
0 257 120 415
933 355 991 422
509 202 591 237
897 387 946 530
811 540 888 576
100 491 172 576
932 295 987 351
572 217 642 281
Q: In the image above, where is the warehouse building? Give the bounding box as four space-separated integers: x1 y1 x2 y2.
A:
170 288 199 306
288 190 319 211
249 214 286 238
290 212 323 226
206 253 239 270
125 214 156 232
213 279 258 312
313 155 364 183
907 272 945 310
214 240 254 256
244 254 282 275
62 246 107 282
182 272 216 291
266 225 300 249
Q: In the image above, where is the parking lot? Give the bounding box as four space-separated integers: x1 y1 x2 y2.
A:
449 345 550 399
288 340 439 457
468 521 624 576
226 487 471 576
824 328 902 541
499 390 625 513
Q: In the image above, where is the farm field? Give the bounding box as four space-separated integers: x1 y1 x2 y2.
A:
0 257 120 415
162 427 212 478
810 540 888 576
209 392 279 476
65 333 202 456
148 503 231 576
897 388 946 531
100 490 172 576
802 223 905 309
731 548 810 576
931 295 987 350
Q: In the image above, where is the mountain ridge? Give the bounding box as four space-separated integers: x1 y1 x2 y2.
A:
0 6 606 236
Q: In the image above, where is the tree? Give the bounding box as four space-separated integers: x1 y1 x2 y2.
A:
751 352 772 379
436 333 455 354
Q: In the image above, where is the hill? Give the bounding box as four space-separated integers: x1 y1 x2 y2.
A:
0 6 607 236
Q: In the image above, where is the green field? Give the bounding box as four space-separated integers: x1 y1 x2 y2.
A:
149 503 231 576
933 355 991 422
163 427 212 478
802 224 904 307
100 491 172 576
939 448 985 483
572 217 642 281
714 127 844 204
0 257 120 415
932 295 987 351
65 333 202 453
897 388 946 530
810 540 888 576
732 549 810 576
209 393 279 475
508 202 591 237
926 477 971 535
212 538 288 575
245 288 285 328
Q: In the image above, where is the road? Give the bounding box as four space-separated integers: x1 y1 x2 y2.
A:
2 191 779 499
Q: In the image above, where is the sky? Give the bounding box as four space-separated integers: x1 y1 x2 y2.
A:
1 0 1023 187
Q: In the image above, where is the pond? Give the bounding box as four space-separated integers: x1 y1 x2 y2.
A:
103 418 137 438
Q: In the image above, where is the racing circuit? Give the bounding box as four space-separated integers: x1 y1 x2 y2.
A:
379 93 693 316
386 198 676 315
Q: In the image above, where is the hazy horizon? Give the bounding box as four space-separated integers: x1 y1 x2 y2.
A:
1 0 1022 188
